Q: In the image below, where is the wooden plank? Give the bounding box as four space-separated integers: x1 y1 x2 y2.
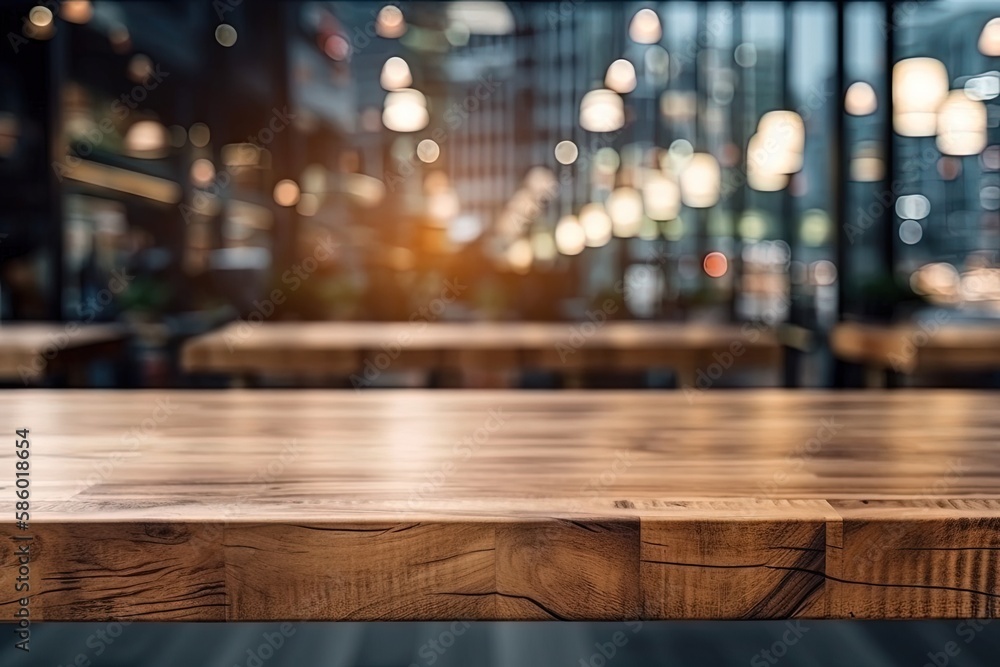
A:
495 518 640 620
828 500 1000 619
225 521 496 621
638 500 834 620
0 522 226 621
0 390 998 620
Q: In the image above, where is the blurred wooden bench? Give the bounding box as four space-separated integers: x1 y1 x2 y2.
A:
181 321 782 387
1 390 997 621
831 320 1000 386
0 323 125 385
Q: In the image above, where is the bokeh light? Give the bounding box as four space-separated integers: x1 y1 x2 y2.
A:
703 252 728 278
554 140 579 165
215 24 238 47
416 139 440 163
273 179 301 207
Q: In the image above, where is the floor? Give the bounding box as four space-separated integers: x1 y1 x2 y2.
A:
10 621 999 666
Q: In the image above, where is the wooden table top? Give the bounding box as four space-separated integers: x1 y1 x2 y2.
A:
1 390 997 622
0 323 125 381
181 321 782 376
831 320 1000 373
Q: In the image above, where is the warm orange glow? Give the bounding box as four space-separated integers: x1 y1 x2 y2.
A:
580 89 625 133
380 57 412 90
62 159 182 203
605 59 637 94
60 1 93 24
383 89 429 132
893 58 948 137
29 6 53 27
628 8 661 44
428 190 460 222
506 238 533 274
641 171 680 221
912 262 961 303
754 111 804 174
323 34 351 61
850 142 884 182
703 252 728 278
980 17 1000 56
273 179 301 207
579 203 612 247
555 215 585 255
606 187 643 238
124 120 168 158
680 153 721 207
845 82 877 116
376 5 407 39
424 170 451 194
190 159 216 186
936 90 987 156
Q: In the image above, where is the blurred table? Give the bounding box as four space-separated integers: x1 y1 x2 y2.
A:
2 390 997 621
0 323 125 384
181 321 782 387
831 320 1000 386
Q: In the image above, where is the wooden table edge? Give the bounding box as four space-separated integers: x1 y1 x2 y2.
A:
4 497 998 621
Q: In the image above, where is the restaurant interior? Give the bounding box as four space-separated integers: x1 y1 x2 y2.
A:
1 1 1000 666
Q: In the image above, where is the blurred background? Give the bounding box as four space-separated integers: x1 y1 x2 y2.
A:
0 0 999 391
3 3 1000 665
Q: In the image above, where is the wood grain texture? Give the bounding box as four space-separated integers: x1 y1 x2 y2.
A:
0 323 125 382
828 500 1000 619
495 518 640 620
639 500 833 620
180 321 782 381
0 522 226 621
0 390 998 621
225 521 495 621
